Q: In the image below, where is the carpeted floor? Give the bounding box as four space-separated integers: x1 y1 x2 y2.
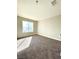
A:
17 35 61 59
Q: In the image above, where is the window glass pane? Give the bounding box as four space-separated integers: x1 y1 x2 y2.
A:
28 22 33 32
22 21 33 32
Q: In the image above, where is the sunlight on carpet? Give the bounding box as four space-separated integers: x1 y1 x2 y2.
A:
17 37 32 53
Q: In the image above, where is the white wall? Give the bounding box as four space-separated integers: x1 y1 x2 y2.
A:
17 16 38 38
38 15 61 41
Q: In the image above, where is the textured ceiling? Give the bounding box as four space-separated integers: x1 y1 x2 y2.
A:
17 0 61 20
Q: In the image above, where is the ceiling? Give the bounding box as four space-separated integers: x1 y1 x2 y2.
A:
17 0 61 20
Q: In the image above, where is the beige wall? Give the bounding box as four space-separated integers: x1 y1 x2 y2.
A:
17 16 38 38
38 15 61 41
17 15 61 41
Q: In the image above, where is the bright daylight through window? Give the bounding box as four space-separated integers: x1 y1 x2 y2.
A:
22 21 33 32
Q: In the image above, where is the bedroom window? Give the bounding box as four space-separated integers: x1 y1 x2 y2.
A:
22 21 33 32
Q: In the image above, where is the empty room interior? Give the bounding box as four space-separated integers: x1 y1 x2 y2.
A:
17 0 61 59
